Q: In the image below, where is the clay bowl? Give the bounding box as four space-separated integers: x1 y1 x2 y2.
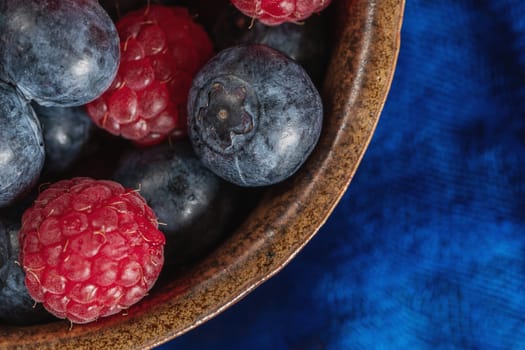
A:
0 0 404 348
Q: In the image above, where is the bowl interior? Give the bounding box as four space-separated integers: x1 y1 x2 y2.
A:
0 0 404 348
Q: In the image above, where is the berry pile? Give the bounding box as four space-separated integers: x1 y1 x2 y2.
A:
0 0 332 326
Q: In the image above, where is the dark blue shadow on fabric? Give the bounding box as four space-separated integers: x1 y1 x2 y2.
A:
158 0 525 348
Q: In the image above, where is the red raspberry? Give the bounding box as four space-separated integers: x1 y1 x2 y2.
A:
19 177 165 324
86 5 213 146
229 0 331 26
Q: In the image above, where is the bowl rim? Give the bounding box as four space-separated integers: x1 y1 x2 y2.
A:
0 0 405 348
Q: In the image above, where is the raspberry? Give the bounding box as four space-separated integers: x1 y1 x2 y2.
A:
86 5 213 146
19 177 165 324
229 0 332 26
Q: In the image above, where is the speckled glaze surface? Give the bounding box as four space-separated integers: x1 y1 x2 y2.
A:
0 0 404 348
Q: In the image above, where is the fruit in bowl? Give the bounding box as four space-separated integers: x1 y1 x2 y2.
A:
0 0 404 348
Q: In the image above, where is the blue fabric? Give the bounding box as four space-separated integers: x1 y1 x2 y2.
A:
159 1 525 348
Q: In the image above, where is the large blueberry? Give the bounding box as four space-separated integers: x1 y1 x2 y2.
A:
113 140 252 268
187 44 323 187
0 82 45 208
0 0 120 107
32 104 96 176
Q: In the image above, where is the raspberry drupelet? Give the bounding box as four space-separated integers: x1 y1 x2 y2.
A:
86 5 213 146
19 177 165 324
229 0 332 26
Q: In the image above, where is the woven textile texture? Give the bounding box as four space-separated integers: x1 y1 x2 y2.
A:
160 0 525 348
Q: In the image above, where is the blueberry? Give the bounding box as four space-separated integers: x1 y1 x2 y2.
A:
0 217 53 325
212 6 330 85
113 140 252 268
187 44 323 187
0 81 45 208
0 0 120 107
32 103 96 176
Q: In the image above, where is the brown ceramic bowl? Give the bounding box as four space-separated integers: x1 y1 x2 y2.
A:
0 0 404 348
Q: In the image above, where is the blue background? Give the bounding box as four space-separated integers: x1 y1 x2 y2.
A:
160 0 525 348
